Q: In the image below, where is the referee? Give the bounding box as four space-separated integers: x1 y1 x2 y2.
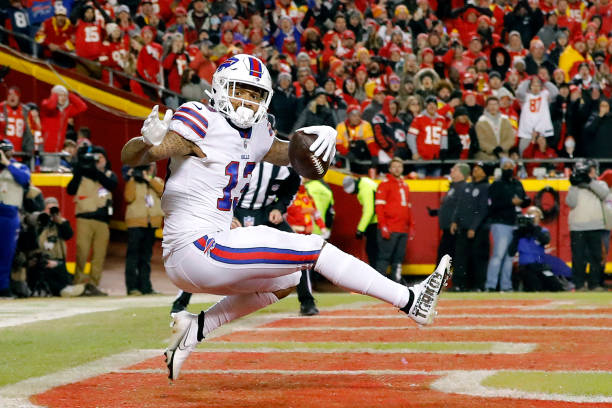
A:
171 117 319 316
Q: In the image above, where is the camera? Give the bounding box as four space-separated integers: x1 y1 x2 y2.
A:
570 161 594 186
76 145 102 170
131 165 149 183
0 140 13 152
517 214 535 230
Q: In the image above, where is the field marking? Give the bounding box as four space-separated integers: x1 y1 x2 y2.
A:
0 294 222 329
298 313 612 319
233 325 612 331
0 349 160 408
193 342 537 354
431 370 612 403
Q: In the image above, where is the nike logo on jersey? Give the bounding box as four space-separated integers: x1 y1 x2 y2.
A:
193 104 202 110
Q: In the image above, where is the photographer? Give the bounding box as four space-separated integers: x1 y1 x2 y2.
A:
67 145 117 295
27 197 87 297
508 207 564 292
567 159 609 291
124 163 164 295
0 139 30 298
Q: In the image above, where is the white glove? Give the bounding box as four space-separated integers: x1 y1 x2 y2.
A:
297 126 337 163
141 105 172 146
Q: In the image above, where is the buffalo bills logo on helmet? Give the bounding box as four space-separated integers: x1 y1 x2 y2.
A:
217 57 239 72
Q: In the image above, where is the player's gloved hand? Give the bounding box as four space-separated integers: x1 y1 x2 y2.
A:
142 105 173 146
297 126 337 163
355 230 364 240
321 228 331 240
380 226 391 240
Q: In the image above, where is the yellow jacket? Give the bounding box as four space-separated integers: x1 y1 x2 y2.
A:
124 177 164 228
336 120 375 155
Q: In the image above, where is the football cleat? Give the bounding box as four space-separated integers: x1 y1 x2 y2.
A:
164 311 205 380
401 254 452 326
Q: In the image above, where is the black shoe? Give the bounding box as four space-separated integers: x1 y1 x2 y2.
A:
300 303 319 316
0 288 15 299
11 281 31 298
83 283 108 296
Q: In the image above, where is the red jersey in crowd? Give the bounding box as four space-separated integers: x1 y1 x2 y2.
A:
99 37 129 70
522 142 563 176
287 185 325 234
137 42 163 85
35 17 74 52
588 3 612 34
0 102 28 152
40 92 87 152
375 173 414 235
407 112 447 160
163 51 190 93
75 20 103 59
451 121 471 160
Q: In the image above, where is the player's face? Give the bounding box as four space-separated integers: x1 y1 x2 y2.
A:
230 83 266 112
389 161 404 177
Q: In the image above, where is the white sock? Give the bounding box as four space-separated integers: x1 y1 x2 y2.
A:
314 243 411 308
201 292 278 337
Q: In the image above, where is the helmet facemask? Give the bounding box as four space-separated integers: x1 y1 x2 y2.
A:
212 77 272 128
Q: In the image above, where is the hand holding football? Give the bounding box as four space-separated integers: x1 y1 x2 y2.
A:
289 129 332 179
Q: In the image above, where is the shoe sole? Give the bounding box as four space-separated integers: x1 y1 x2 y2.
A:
164 313 194 380
413 254 452 326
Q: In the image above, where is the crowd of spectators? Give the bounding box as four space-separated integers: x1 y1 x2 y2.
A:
2 0 612 171
3 0 612 296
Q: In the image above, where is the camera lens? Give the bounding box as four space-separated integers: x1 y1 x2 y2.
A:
50 206 60 215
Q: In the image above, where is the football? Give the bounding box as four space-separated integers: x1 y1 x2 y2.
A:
289 130 329 180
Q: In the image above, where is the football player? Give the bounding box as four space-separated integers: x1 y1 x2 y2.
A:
121 54 452 380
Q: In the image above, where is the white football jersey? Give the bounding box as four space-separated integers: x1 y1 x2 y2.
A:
161 101 276 253
517 91 554 139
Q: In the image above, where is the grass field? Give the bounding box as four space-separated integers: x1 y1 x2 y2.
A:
2 292 612 407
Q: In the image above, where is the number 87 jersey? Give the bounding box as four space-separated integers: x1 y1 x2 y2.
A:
161 101 275 254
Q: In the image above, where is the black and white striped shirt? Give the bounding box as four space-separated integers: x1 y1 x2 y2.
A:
237 162 300 210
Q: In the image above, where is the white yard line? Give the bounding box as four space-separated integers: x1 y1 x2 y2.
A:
192 341 537 354
0 350 160 408
297 313 612 319
233 325 612 331
431 370 612 404
0 294 222 329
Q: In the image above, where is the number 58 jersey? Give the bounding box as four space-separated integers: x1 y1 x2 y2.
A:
161 101 275 254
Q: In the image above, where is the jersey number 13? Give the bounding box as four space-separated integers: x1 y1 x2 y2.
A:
217 161 256 211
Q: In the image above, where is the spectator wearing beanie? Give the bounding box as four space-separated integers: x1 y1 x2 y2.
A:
407 95 447 177
583 98 612 170
269 72 299 139
293 87 336 131
452 161 490 292
428 162 471 270
442 106 477 165
40 85 87 152
372 96 408 171
524 37 556 77
336 105 376 173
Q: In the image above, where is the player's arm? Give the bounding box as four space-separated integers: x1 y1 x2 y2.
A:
263 137 290 166
121 131 201 167
122 105 204 167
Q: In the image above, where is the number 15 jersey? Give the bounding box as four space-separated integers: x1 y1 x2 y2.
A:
161 101 275 253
